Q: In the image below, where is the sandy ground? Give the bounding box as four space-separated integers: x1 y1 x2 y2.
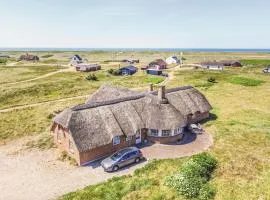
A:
0 132 212 200
0 140 147 200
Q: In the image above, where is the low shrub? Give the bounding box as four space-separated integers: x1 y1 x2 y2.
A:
207 77 216 83
85 74 98 81
198 184 216 200
229 76 264 86
108 68 120 76
41 54 53 58
166 173 205 198
0 58 7 64
165 152 217 199
58 151 78 166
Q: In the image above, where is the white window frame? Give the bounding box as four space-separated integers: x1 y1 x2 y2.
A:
148 129 159 137
161 130 172 137
113 136 121 145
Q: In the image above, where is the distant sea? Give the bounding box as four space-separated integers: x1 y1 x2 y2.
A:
0 48 270 52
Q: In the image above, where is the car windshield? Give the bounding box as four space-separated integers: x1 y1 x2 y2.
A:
110 148 131 161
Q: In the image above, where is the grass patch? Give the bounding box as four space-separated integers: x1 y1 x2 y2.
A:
41 54 54 58
58 151 78 166
229 76 264 86
241 59 270 66
146 75 165 84
0 98 85 143
59 159 184 200
25 133 54 150
0 65 65 84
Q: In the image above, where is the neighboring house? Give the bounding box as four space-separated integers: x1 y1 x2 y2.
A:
263 65 270 73
76 64 101 72
220 60 242 67
146 69 163 76
51 85 212 165
200 61 224 70
148 59 167 70
70 55 83 66
119 65 137 75
19 53 39 62
166 56 182 64
122 59 140 64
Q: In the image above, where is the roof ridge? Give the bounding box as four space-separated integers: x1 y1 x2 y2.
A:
72 86 193 111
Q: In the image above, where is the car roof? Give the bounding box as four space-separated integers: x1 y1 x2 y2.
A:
118 147 139 154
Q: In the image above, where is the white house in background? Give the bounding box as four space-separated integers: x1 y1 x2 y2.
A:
166 56 182 65
70 55 83 66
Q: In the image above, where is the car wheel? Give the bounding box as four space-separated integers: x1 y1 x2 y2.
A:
113 165 119 171
135 157 140 163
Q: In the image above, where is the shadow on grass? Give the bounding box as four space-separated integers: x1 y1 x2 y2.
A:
201 113 218 124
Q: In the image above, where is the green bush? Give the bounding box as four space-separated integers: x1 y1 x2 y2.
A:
165 152 217 199
198 184 216 200
166 173 205 198
229 76 264 86
41 54 53 58
107 68 120 76
85 74 98 81
207 77 216 83
0 58 7 64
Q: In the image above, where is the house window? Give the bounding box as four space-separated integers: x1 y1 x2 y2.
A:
162 130 172 137
69 140 74 153
126 136 132 141
113 136 121 145
148 129 159 137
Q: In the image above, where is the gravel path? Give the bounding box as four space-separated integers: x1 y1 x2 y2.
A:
0 132 212 200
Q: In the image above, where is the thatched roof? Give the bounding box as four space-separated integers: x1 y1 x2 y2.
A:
149 59 167 67
86 85 146 103
53 85 212 152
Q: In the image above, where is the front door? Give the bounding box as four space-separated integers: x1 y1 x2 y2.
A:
135 130 141 144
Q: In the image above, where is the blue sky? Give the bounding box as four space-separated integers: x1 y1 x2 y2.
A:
1 0 270 48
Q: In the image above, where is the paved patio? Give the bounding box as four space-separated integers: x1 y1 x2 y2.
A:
140 132 213 159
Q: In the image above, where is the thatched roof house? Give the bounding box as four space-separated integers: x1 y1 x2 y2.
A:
220 60 242 67
19 53 39 61
51 85 212 165
148 59 167 70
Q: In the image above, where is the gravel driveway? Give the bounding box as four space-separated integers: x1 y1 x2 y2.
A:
0 132 212 200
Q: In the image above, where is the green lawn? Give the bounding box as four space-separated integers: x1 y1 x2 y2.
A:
0 70 164 109
0 65 65 84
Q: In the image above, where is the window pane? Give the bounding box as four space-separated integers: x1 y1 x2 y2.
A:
113 136 120 145
162 130 171 136
148 129 159 136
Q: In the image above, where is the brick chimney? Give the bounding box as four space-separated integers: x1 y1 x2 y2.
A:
158 85 168 104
